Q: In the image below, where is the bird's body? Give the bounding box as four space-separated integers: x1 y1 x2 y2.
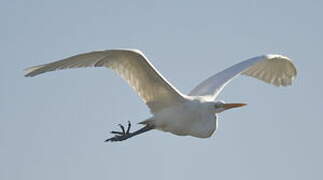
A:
145 97 217 138
25 49 297 142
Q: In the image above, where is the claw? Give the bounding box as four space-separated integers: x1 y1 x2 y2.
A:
126 121 131 134
118 124 125 134
110 131 123 135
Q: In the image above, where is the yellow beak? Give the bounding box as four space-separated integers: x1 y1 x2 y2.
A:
222 103 247 110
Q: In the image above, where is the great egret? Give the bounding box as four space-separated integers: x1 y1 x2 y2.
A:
25 49 297 142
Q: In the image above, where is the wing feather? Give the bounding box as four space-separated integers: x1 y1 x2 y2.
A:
189 54 297 100
25 49 186 113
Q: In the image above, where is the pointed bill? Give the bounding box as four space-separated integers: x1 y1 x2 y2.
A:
222 103 247 110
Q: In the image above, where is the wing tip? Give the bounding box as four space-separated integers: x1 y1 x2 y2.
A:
24 65 45 77
265 54 297 78
243 54 297 87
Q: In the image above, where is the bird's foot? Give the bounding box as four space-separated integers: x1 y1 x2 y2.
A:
105 121 132 142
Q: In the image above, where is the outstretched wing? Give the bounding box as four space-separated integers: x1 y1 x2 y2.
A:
189 55 297 101
25 49 186 113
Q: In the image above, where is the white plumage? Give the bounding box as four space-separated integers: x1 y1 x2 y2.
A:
189 54 296 101
25 49 297 140
25 49 186 113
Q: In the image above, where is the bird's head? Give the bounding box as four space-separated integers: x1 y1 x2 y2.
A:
214 100 247 113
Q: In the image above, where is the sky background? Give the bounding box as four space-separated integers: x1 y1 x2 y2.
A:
1 0 323 180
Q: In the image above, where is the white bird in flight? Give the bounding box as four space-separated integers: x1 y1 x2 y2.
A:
25 49 297 142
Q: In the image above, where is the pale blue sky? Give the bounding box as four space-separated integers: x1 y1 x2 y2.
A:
1 0 323 180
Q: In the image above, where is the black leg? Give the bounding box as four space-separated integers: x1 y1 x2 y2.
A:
105 121 154 142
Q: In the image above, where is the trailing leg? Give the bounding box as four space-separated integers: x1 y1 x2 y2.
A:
105 121 154 142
